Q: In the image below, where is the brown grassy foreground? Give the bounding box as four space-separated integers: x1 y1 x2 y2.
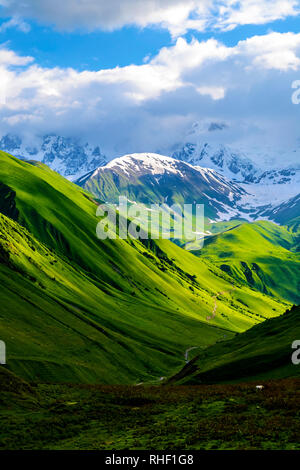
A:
1 374 300 450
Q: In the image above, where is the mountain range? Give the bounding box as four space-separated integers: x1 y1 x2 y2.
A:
0 134 107 181
0 149 297 385
77 152 300 228
172 141 300 209
0 131 299 387
1 133 299 225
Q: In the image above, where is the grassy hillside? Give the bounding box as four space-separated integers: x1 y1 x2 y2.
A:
0 151 288 384
287 216 300 237
0 210 233 385
191 221 300 304
170 305 300 384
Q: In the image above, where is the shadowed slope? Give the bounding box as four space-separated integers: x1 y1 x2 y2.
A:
170 305 300 384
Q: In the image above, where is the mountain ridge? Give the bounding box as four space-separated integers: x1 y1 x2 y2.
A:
76 152 249 222
1 133 299 226
0 134 107 181
172 140 300 211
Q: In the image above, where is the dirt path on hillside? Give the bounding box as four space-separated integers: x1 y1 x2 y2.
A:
206 285 236 321
184 346 200 363
136 286 237 378
184 285 236 363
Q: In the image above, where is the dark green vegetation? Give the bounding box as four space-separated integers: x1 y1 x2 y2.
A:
171 305 300 385
1 368 300 450
192 220 300 304
0 151 288 385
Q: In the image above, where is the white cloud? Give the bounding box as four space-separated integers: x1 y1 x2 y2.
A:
0 0 206 36
196 86 225 100
0 16 30 33
238 32 300 71
215 0 300 31
0 0 299 36
0 31 300 160
0 47 32 65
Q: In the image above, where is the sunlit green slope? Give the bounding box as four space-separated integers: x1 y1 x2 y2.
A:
191 221 300 304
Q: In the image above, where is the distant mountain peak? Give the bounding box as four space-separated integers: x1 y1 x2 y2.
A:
170 137 300 218
172 141 259 183
0 133 107 180
79 151 248 222
101 152 195 177
0 134 22 152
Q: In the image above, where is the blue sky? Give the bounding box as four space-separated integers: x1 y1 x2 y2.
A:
1 21 172 70
0 0 300 164
2 14 300 70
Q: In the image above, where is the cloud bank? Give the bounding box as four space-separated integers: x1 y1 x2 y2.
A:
0 30 299 163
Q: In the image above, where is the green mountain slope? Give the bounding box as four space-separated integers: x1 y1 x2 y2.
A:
287 216 300 234
1 206 233 384
191 221 300 304
170 305 300 384
0 151 288 383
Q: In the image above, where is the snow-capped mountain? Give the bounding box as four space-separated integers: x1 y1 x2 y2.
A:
172 142 259 183
256 193 300 227
0 134 107 180
1 132 298 226
171 140 300 215
237 166 300 214
77 152 248 221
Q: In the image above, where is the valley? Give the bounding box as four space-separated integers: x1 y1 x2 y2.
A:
1 4 300 452
1 150 291 386
0 144 299 450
